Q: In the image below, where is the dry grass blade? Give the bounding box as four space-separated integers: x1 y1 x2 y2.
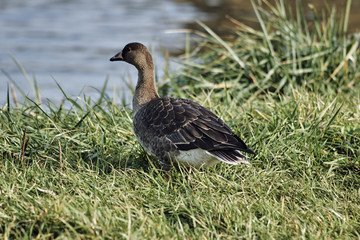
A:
197 20 247 70
20 128 30 164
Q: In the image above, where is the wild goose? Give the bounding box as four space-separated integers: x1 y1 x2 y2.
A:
110 42 256 170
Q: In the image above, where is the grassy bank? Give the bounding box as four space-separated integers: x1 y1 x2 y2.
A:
1 0 360 239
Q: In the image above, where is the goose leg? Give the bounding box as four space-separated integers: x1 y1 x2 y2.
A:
160 157 172 171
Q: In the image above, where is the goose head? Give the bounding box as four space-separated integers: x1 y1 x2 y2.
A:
110 42 153 71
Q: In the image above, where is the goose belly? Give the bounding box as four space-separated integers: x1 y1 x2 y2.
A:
175 149 219 168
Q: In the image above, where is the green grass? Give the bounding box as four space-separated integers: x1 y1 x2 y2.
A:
1 0 360 239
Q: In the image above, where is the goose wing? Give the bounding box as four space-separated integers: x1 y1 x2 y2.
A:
135 97 255 163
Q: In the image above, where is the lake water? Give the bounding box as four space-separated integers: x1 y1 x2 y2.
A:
1 0 359 106
0 0 209 105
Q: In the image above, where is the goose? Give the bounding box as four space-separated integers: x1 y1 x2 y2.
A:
110 42 256 170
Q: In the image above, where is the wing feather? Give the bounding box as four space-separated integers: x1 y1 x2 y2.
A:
134 97 256 163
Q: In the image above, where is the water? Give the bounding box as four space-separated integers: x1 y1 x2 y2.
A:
0 0 207 105
1 0 359 106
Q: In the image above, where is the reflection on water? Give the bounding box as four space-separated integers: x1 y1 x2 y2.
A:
1 0 359 105
183 0 360 34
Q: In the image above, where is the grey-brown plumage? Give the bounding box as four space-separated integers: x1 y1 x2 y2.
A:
110 42 256 170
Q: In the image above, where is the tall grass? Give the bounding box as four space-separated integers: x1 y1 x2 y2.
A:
1 0 359 239
171 0 359 101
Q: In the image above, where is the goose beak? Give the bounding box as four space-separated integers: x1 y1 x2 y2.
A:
110 51 123 61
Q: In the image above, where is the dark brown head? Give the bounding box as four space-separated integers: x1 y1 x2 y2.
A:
110 42 153 70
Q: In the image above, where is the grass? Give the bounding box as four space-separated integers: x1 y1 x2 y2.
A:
1 0 360 239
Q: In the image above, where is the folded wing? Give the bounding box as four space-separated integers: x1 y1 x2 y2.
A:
136 97 256 164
